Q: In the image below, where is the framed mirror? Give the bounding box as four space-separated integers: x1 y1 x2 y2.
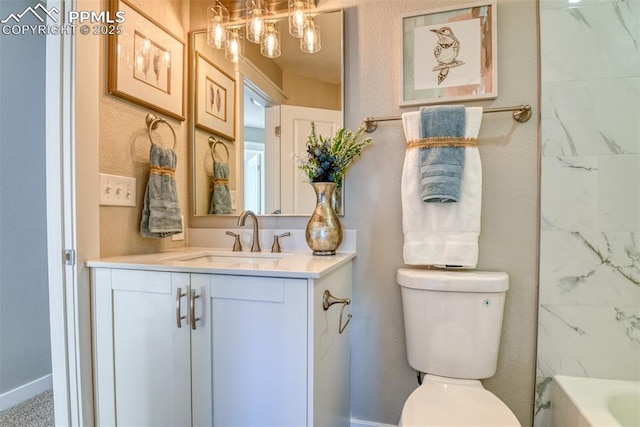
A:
190 9 344 217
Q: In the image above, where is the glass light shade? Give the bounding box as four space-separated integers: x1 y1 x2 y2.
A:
207 3 229 49
225 28 245 63
288 0 310 38
261 22 281 58
300 17 321 53
246 0 267 44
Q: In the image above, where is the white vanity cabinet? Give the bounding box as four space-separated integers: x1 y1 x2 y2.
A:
91 261 352 427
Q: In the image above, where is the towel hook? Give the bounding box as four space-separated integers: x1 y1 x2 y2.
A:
146 113 177 150
208 136 229 163
322 290 352 334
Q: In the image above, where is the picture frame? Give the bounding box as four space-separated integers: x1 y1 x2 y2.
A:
195 52 236 141
108 0 185 121
399 1 497 107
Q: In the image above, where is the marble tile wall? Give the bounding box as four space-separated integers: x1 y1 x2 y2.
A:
536 0 640 425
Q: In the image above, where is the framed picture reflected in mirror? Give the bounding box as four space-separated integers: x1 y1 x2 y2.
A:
195 52 236 141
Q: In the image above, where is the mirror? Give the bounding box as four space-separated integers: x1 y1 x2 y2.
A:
190 10 344 216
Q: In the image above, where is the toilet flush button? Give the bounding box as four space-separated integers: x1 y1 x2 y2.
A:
483 299 491 308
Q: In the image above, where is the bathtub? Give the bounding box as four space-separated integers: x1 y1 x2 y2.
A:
551 375 640 427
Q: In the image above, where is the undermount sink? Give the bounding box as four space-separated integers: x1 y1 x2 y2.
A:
165 251 285 265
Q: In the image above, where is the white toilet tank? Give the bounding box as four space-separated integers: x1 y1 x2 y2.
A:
397 268 509 380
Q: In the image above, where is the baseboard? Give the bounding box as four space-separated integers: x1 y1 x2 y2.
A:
0 374 53 412
351 418 397 427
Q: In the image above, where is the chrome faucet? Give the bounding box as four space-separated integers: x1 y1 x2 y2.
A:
237 210 261 252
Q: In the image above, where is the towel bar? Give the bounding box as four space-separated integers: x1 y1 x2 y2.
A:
208 136 230 163
146 113 177 150
363 104 532 133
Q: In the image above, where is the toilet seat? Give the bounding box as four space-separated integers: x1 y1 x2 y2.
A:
399 380 521 427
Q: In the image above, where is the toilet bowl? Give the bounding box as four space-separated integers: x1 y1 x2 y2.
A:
397 268 521 427
399 375 520 426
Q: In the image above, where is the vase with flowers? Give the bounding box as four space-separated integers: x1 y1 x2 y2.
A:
298 122 372 255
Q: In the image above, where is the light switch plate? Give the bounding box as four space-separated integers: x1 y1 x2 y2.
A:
99 173 136 207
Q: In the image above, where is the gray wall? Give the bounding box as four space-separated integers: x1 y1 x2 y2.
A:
191 0 540 425
0 0 52 395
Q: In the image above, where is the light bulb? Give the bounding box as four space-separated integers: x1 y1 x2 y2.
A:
246 0 266 44
207 3 229 49
261 22 280 58
225 28 244 63
211 18 226 48
288 0 309 38
301 17 320 53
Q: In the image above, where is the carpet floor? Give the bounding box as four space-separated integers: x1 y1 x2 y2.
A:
0 390 54 427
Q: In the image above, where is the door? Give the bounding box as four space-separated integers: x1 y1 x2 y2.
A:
93 269 192 426
268 105 342 214
191 274 308 426
244 142 265 213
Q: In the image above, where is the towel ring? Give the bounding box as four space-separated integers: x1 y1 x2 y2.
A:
146 113 177 150
208 136 229 163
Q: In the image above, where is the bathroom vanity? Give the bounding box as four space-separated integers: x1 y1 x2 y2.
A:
87 249 354 426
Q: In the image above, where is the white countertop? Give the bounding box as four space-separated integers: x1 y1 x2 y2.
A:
86 247 356 279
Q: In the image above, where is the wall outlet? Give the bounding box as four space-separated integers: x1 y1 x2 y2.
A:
99 173 136 207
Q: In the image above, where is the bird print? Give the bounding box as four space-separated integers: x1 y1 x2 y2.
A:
430 26 464 85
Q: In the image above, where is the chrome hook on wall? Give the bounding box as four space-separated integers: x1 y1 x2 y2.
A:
323 290 352 334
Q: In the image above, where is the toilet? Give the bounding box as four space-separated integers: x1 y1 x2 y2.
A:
397 268 521 427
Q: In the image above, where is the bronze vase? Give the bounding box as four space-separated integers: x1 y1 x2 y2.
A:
305 182 343 255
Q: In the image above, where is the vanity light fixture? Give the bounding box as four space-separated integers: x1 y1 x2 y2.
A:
261 21 281 58
207 0 321 62
207 2 229 49
300 15 320 53
288 0 311 38
225 27 245 63
246 0 267 43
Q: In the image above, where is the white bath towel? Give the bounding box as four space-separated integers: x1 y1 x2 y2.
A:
401 107 483 268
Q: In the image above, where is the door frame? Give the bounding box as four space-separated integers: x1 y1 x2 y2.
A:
46 0 100 425
45 1 78 420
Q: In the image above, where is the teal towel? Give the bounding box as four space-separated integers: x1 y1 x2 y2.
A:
140 143 182 238
208 161 232 214
419 105 466 203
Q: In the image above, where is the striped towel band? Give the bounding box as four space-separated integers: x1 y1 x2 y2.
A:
150 165 176 177
408 137 477 149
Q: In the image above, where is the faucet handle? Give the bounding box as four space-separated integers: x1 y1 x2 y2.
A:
225 231 243 252
271 232 291 253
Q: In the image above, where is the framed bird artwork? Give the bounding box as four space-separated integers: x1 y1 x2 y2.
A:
399 1 497 107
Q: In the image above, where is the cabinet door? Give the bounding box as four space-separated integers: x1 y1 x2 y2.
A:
191 274 308 427
311 263 352 427
93 269 192 426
